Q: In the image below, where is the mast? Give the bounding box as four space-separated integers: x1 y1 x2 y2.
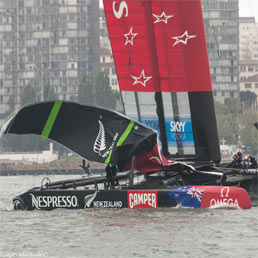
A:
171 92 184 156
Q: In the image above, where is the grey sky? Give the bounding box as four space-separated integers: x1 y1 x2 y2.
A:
239 0 258 21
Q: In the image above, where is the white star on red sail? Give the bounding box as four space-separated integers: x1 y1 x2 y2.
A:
124 27 138 46
131 70 152 87
153 11 174 24
172 31 197 46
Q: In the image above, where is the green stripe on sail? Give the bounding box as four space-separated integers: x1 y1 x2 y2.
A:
105 120 135 164
41 101 62 138
116 120 135 146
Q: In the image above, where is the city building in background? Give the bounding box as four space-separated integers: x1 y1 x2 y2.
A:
0 0 99 117
239 60 258 81
99 8 119 91
240 74 258 102
239 17 258 60
239 16 258 107
202 0 239 104
100 47 118 91
1 0 258 118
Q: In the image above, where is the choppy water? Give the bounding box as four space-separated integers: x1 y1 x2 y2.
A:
0 175 258 258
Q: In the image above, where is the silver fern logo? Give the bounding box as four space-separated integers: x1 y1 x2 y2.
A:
84 189 98 208
93 120 118 158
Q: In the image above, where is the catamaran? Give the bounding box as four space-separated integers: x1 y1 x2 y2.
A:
1 0 257 210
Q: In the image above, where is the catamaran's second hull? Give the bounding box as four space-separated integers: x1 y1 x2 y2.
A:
13 185 251 211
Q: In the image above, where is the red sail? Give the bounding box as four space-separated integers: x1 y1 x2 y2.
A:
104 0 221 163
103 0 212 93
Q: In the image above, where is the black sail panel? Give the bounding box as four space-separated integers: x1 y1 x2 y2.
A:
1 101 159 171
189 92 220 163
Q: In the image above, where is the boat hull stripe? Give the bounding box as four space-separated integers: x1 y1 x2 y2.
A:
41 101 63 138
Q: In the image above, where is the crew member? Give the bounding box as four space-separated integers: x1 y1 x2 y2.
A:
110 163 118 189
79 159 92 176
243 154 248 168
231 148 243 168
247 156 258 168
105 163 112 189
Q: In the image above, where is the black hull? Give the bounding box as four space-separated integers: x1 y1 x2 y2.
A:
13 183 256 211
13 188 177 211
13 167 258 210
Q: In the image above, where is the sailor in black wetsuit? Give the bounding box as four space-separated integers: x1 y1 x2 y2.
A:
105 163 112 189
110 163 118 189
231 148 244 168
105 163 118 189
247 156 258 168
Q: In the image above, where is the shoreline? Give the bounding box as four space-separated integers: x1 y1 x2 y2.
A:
0 159 105 176
0 168 104 176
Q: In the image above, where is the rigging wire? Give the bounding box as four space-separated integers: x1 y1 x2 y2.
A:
206 0 239 143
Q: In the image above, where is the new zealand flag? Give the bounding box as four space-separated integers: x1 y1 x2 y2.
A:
168 186 204 208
